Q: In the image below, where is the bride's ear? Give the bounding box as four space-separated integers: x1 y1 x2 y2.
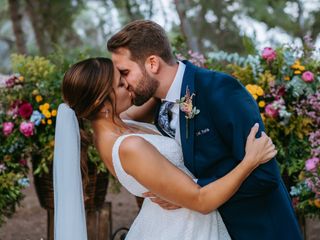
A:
145 55 160 74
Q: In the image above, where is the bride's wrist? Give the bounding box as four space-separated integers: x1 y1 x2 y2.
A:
240 155 258 173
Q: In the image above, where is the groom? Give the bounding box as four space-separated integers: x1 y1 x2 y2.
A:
107 20 302 240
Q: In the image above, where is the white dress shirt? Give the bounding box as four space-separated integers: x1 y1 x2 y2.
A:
163 61 186 145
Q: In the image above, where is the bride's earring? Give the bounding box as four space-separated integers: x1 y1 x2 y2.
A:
104 109 110 118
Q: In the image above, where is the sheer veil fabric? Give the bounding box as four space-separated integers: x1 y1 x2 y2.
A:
53 103 87 240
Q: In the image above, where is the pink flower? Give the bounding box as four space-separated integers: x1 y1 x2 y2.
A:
305 157 319 172
5 77 15 88
18 102 33 119
301 71 314 83
19 159 28 166
262 47 277 62
276 86 286 98
19 122 34 137
265 103 279 118
2 122 14 136
305 178 315 191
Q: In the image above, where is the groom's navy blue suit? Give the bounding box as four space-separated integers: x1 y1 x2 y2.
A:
156 61 302 240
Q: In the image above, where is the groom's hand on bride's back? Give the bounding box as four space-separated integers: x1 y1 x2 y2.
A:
143 192 182 210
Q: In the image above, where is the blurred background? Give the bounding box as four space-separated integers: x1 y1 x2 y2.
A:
0 1 320 240
1 0 320 72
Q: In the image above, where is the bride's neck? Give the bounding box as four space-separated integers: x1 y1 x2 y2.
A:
91 113 127 135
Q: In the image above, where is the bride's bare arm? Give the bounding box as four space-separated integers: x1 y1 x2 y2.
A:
119 124 276 214
120 97 158 122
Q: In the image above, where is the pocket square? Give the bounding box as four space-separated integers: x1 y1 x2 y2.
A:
195 128 211 136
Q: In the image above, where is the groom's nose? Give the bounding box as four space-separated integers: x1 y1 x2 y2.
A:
123 79 130 90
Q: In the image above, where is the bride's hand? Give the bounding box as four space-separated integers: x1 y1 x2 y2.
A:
244 123 277 169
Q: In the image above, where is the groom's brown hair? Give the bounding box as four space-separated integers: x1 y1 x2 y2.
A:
107 20 175 65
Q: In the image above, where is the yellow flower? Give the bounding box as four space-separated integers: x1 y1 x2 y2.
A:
39 105 44 111
47 119 52 125
291 60 301 69
245 84 254 93
32 89 39 96
43 103 50 110
35 95 43 103
256 87 264 96
258 101 266 108
298 172 305 181
18 76 24 82
41 119 46 125
252 94 258 100
51 109 57 117
294 70 301 75
314 199 320 208
298 65 305 71
43 110 51 118
284 76 290 81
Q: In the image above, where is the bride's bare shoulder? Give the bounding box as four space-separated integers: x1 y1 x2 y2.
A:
118 135 150 155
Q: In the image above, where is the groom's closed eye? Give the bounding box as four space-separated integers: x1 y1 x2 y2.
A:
120 70 129 76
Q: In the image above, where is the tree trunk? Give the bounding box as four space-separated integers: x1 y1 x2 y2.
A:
8 0 27 54
25 0 49 56
174 0 200 53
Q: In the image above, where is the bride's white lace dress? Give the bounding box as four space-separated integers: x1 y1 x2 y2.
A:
112 121 231 240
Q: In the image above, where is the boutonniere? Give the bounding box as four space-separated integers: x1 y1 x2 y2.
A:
176 86 200 139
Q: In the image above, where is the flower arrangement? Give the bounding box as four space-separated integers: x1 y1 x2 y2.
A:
0 55 59 224
0 53 108 224
176 40 320 217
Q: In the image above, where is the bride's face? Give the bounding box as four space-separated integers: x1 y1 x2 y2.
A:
112 65 133 114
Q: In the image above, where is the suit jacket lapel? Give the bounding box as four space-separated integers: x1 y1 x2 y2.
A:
180 60 196 174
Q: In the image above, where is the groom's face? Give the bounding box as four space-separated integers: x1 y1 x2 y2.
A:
112 48 159 106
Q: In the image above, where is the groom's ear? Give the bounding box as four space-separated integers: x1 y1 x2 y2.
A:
145 55 160 74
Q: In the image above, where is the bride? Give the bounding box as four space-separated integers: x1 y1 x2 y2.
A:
54 57 277 240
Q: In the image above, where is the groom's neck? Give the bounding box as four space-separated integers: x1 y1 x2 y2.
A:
155 62 179 99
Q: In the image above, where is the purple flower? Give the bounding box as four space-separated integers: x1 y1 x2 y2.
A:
305 157 319 172
0 164 6 173
265 103 279 118
19 121 34 137
262 47 277 62
2 122 14 136
301 71 314 83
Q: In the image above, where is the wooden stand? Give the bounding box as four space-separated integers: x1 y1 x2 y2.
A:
47 202 112 240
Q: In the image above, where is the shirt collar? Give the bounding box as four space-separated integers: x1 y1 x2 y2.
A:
164 61 186 103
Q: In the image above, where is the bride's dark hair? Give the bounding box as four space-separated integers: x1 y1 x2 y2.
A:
62 57 116 200
62 57 116 119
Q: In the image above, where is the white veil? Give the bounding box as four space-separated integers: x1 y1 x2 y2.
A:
53 103 87 240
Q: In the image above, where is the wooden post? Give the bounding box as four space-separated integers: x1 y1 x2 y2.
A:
47 202 112 240
47 209 54 240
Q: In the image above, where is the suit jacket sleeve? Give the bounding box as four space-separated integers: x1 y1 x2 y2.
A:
197 72 280 199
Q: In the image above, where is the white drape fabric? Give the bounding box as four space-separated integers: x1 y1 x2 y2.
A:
53 103 87 240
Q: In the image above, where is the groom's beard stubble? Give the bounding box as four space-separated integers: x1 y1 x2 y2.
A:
132 73 159 106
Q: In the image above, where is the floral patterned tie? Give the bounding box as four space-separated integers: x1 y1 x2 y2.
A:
158 101 175 138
